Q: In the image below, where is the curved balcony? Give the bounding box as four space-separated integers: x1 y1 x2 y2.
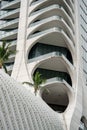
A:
28 43 73 64
29 51 74 81
0 29 18 40
1 0 20 10
28 52 74 78
27 27 75 63
66 0 74 13
34 68 72 86
28 16 74 43
28 27 75 47
0 18 19 30
28 4 74 32
30 0 74 22
0 8 20 20
40 77 72 112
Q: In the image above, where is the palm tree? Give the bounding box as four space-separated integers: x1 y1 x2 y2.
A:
0 41 16 73
23 71 46 96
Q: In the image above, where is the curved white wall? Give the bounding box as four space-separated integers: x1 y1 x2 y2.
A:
0 70 65 130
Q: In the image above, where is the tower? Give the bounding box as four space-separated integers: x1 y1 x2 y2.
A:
0 0 20 75
0 0 87 130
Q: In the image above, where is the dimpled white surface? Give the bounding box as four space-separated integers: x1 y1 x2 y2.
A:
0 71 64 130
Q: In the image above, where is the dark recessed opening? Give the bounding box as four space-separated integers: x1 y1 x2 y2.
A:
41 85 69 113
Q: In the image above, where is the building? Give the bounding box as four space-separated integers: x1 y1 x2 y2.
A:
0 0 20 75
0 0 87 130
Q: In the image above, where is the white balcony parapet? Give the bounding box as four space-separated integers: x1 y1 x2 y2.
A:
29 27 61 38
0 18 19 30
66 0 74 13
29 16 74 42
29 52 61 62
0 29 18 40
29 27 72 44
31 4 64 16
63 0 74 23
43 77 72 88
28 51 74 73
0 8 20 19
29 4 74 32
29 51 71 64
30 16 61 27
30 0 74 22
30 0 45 6
1 0 20 10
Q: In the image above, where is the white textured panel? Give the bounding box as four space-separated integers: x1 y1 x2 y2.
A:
0 70 65 130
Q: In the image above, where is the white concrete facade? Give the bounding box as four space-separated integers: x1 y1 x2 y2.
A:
0 0 87 130
12 0 87 130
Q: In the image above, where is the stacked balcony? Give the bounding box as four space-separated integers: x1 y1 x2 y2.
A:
0 18 19 30
27 0 75 112
28 43 73 64
1 0 20 10
0 0 20 75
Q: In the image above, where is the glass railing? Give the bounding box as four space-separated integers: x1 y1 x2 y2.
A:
42 77 72 87
34 68 72 85
28 42 73 63
79 121 87 130
79 127 87 130
46 77 63 83
29 52 62 61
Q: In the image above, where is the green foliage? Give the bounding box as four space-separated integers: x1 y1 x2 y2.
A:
23 71 46 96
0 41 16 73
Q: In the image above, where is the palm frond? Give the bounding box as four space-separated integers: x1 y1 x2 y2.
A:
23 72 46 96
0 41 16 73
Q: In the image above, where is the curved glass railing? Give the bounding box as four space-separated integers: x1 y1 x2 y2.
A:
28 43 73 64
34 68 72 86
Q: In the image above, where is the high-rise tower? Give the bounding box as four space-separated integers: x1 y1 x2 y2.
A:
0 0 86 130
0 0 20 75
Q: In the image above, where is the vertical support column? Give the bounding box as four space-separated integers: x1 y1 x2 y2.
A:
12 0 29 82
